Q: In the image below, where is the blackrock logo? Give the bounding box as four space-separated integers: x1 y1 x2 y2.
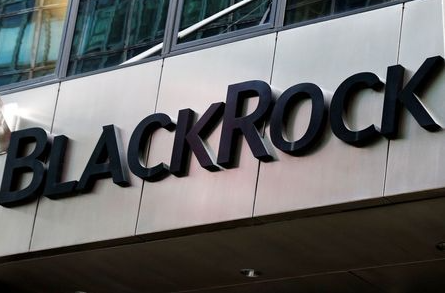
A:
0 56 444 207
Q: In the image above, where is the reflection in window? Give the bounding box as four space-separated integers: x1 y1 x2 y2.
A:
284 0 331 25
178 0 272 44
284 0 393 26
68 0 169 75
0 0 67 87
334 0 391 13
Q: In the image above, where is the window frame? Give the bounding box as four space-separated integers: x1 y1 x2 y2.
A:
56 0 79 80
169 0 279 53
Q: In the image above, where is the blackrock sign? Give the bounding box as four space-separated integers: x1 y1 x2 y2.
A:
0 56 443 207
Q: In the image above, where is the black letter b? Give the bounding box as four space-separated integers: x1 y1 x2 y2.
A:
0 128 49 207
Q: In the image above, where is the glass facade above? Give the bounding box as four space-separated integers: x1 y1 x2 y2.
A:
0 0 410 88
177 0 272 44
284 0 393 25
0 0 67 87
67 0 169 75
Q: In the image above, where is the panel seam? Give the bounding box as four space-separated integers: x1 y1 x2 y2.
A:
251 32 279 217
28 81 62 251
134 59 165 235
382 3 405 198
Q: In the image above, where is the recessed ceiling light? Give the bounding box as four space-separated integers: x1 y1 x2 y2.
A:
240 268 261 278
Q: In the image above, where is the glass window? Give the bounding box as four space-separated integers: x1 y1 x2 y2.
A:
334 0 391 13
177 0 273 44
284 0 393 26
0 0 68 87
67 0 169 75
284 0 331 25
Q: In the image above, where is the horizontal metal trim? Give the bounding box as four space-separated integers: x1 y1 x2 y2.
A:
3 189 443 265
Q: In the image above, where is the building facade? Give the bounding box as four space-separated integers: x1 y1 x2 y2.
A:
0 0 445 292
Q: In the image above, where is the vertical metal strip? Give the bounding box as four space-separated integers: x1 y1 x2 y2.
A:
252 32 278 218
275 0 287 28
29 80 62 251
134 58 165 235
123 0 136 61
56 0 80 78
169 0 185 51
162 0 180 56
383 2 405 198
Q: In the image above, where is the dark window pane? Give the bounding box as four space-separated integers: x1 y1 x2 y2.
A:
0 71 30 87
0 12 36 70
68 0 169 76
0 0 67 87
33 67 56 77
284 0 332 25
128 0 168 46
180 0 230 29
80 0 130 54
17 13 36 68
126 44 152 59
69 52 124 75
334 0 392 13
0 14 28 69
178 0 272 44
284 0 395 26
0 0 36 14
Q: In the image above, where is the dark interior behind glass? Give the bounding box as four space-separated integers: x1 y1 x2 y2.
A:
178 0 272 44
67 0 169 75
284 0 393 26
0 0 67 87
